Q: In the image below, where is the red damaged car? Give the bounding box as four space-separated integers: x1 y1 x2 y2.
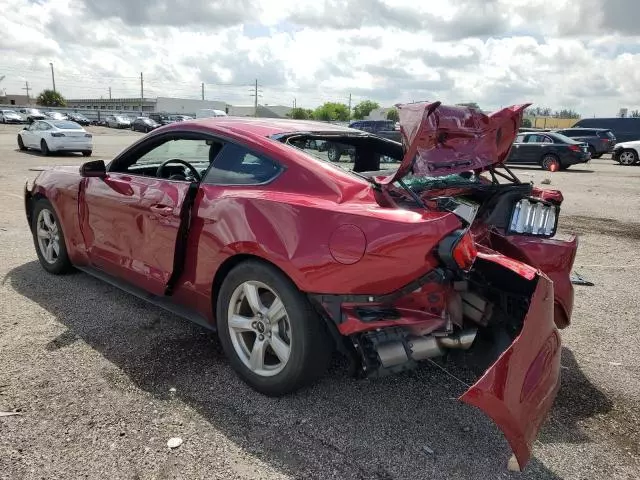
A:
24 101 577 470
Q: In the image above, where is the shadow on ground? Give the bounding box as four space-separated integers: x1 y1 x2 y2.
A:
5 261 611 479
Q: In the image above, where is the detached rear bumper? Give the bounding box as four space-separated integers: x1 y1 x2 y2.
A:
461 273 560 470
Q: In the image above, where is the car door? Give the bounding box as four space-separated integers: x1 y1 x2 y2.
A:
24 121 44 147
80 132 210 296
507 133 529 164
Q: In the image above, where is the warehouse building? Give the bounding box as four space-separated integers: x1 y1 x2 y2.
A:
64 96 227 114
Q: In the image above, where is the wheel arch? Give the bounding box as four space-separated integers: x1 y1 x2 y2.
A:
211 253 297 318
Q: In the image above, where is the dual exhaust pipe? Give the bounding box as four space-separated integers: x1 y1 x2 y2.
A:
377 328 478 369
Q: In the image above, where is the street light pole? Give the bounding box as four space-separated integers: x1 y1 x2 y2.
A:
49 62 56 93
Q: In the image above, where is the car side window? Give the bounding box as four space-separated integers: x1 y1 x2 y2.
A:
203 143 282 185
515 134 525 143
541 136 553 143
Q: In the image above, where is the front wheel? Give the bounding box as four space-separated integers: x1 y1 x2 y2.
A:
618 149 638 166
17 135 26 151
216 261 332 396
31 199 73 274
541 154 560 171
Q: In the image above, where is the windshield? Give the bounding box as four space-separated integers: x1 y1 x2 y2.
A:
52 121 82 129
3 109 18 114
551 132 579 144
116 116 129 121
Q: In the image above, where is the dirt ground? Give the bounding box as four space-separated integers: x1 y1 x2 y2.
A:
0 123 639 479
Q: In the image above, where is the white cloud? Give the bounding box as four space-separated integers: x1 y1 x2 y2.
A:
0 0 639 115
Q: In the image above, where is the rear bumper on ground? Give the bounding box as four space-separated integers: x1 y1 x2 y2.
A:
48 139 93 152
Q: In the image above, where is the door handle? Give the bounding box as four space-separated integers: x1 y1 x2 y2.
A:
150 204 173 215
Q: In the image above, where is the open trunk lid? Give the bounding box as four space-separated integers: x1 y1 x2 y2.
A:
380 102 530 185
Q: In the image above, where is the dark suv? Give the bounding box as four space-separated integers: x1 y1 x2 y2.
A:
554 128 616 158
325 120 400 161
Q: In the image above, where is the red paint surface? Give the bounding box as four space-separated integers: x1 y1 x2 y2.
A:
460 273 561 469
385 102 530 182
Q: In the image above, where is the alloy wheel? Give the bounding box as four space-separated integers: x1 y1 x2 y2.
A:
227 281 292 377
619 151 637 166
36 208 60 264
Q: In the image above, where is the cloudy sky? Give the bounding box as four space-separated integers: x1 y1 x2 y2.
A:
1 0 639 115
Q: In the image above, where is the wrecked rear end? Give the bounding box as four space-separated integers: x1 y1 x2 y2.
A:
310 102 577 469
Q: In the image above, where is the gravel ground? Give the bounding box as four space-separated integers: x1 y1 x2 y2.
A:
0 124 639 479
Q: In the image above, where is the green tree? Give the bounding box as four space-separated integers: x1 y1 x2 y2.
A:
386 108 399 122
521 118 532 128
36 89 66 107
352 100 380 119
456 102 480 110
289 107 311 119
629 110 640 118
312 102 350 121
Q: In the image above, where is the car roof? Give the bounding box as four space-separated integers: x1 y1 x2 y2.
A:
165 117 359 138
560 127 610 131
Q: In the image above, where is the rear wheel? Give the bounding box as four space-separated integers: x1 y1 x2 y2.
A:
82 150 92 157
31 199 72 274
216 260 332 396
40 140 50 156
17 135 26 151
618 149 638 166
541 154 560 171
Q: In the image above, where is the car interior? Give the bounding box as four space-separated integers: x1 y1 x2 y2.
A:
277 132 404 173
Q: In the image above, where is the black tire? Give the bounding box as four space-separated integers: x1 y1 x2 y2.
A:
216 260 332 396
17 135 26 151
591 153 602 159
618 149 638 166
82 150 92 157
40 139 50 156
541 154 560 171
31 198 73 275
327 144 341 162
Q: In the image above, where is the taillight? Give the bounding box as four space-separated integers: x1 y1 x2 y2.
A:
568 145 580 152
438 229 478 271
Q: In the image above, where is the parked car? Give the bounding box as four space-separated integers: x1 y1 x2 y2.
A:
18 108 46 123
611 140 640 165
0 109 24 124
66 112 91 126
148 113 175 125
196 109 227 119
326 120 401 161
553 128 616 158
105 115 131 129
24 102 577 470
44 111 69 121
506 131 591 170
17 119 92 156
131 117 160 133
572 117 640 143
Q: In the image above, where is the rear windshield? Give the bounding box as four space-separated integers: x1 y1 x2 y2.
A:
52 121 82 129
599 130 616 139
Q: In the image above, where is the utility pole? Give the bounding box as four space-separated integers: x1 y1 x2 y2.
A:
201 82 204 100
348 93 352 118
140 72 144 115
108 87 112 99
248 79 262 117
49 62 56 93
22 81 31 99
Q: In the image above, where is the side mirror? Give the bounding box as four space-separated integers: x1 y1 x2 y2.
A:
80 160 106 178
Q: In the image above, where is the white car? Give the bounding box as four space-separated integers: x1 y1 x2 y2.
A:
106 115 131 128
0 109 24 124
17 119 93 156
195 109 227 119
612 140 640 165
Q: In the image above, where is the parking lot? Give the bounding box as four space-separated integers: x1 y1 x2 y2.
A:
0 123 639 479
